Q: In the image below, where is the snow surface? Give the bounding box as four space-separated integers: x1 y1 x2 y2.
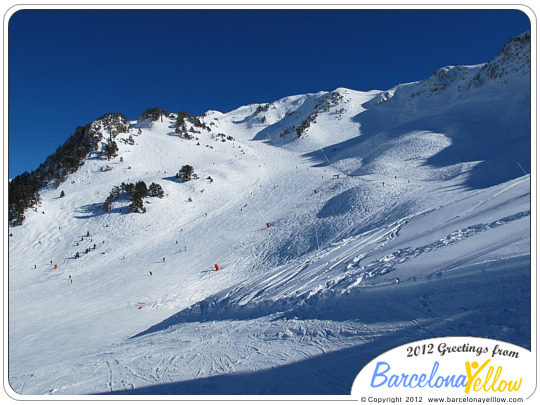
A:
8 33 531 396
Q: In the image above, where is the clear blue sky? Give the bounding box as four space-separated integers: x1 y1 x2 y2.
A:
8 8 531 177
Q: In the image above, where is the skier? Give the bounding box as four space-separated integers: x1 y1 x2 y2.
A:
163 257 165 262
150 271 153 276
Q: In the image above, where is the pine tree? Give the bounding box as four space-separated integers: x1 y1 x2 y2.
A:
148 182 164 198
129 181 148 213
102 193 114 212
141 107 168 122
133 181 148 199
177 165 195 182
121 182 135 195
104 138 118 160
128 197 146 213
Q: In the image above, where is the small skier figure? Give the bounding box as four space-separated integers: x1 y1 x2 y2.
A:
163 257 165 262
150 271 153 276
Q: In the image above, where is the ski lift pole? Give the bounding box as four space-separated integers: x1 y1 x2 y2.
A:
255 206 269 229
319 147 332 166
517 161 528 175
339 159 349 174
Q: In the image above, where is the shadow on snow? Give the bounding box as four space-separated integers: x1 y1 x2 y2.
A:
106 259 530 395
300 90 530 190
129 257 530 345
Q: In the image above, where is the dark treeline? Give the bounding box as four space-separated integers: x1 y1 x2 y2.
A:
9 124 96 225
9 113 131 226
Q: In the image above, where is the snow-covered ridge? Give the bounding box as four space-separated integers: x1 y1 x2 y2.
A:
474 31 531 84
8 32 531 395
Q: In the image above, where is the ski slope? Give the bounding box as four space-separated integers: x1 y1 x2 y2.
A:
8 32 531 395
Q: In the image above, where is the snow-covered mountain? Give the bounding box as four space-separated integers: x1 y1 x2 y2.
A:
8 32 531 395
